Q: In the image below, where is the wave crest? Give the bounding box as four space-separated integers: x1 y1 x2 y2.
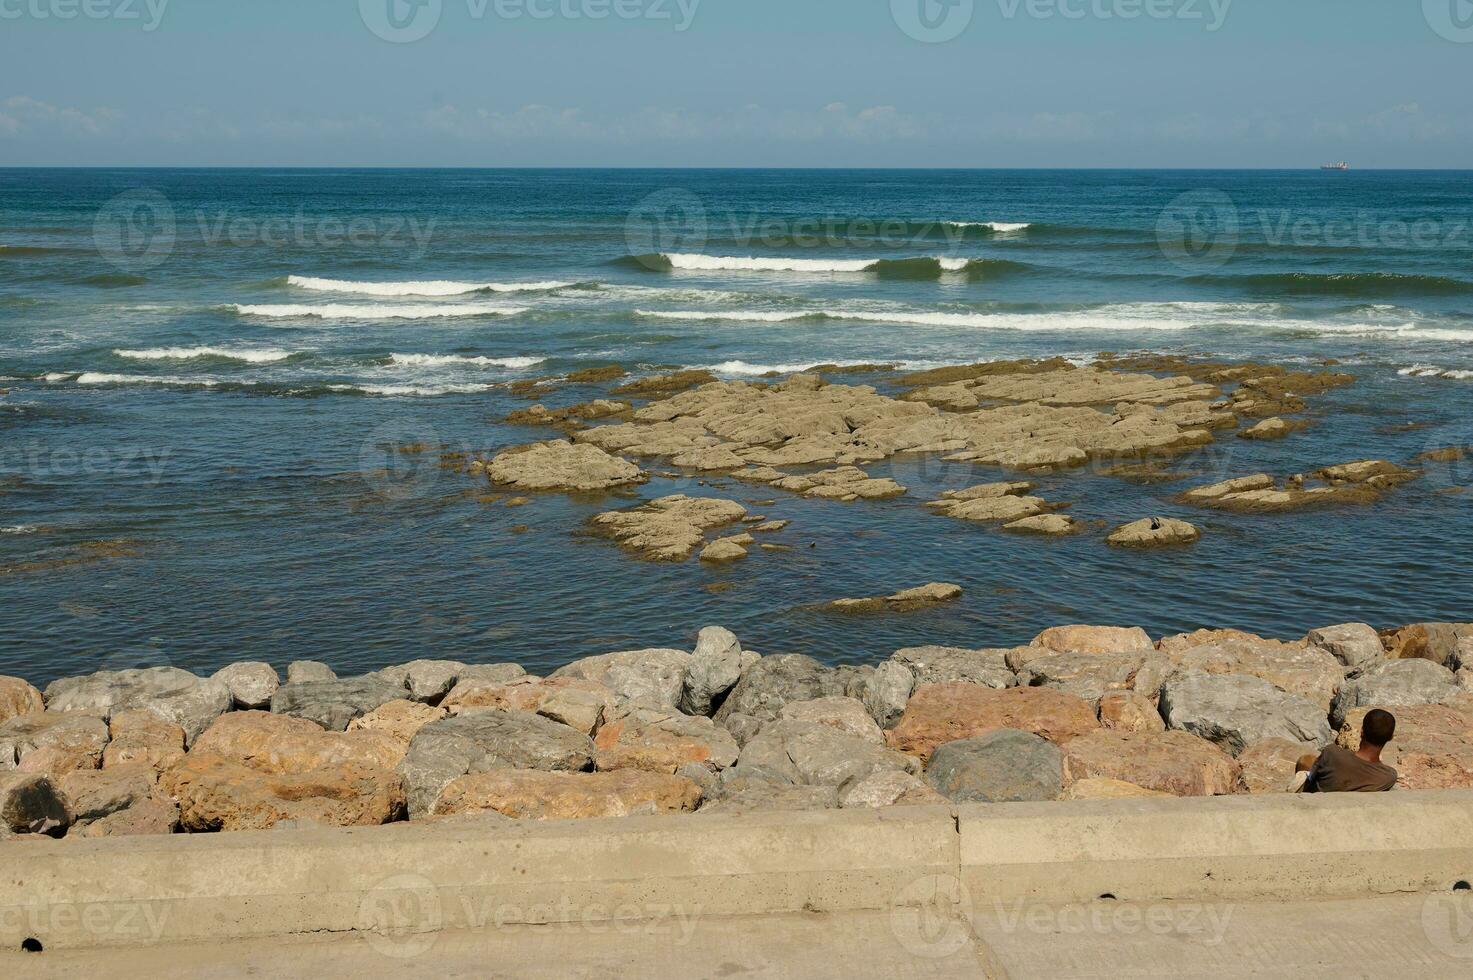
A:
115 347 295 364
287 275 570 296
232 303 530 320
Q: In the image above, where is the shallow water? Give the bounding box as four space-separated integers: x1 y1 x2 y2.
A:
1 169 1470 686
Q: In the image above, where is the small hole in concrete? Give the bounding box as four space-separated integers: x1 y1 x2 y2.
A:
1454 881 1471 892
21 938 43 953
1098 893 1117 901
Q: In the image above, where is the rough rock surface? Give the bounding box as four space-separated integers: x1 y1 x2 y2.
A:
486 439 645 492
0 676 44 726
1063 778 1171 800
552 648 692 709
839 770 948 808
1016 652 1159 704
270 676 418 732
287 661 336 684
828 583 963 613
925 729 1064 803
162 756 404 832
397 710 594 818
441 676 616 736
1159 670 1334 756
1381 623 1470 670
211 663 279 710
891 646 1016 690
102 710 186 774
1004 514 1079 536
736 719 918 788
1062 729 1240 796
863 662 916 729
1307 623 1386 673
72 794 179 837
591 495 747 561
1033 625 1154 655
43 667 231 745
699 775 839 814
433 768 701 820
1164 637 1344 713
0 772 71 834
1107 517 1201 548
346 700 446 746
57 765 155 824
780 697 884 744
593 705 739 774
191 711 407 774
1182 461 1418 513
680 626 744 716
1330 659 1460 728
886 683 1100 759
0 711 110 773
375 660 466 704
1235 738 1311 794
1097 691 1166 733
714 654 849 724
1336 699 1473 790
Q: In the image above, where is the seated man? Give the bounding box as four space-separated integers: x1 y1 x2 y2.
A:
1303 709 1398 793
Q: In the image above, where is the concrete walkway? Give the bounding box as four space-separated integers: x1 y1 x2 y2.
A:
5 892 1469 979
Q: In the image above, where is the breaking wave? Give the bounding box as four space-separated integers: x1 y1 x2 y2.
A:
287 275 571 296
387 353 545 369
115 347 296 364
231 303 530 320
1398 364 1473 381
621 254 1032 280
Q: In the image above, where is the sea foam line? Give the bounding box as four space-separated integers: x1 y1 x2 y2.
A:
287 275 570 296
232 303 530 320
656 254 977 274
115 346 295 364
388 353 545 369
1398 364 1473 381
944 221 1032 232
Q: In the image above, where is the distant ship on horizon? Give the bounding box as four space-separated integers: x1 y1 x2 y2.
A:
1320 161 1350 171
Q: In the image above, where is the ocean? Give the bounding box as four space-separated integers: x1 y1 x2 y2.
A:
1 168 1470 686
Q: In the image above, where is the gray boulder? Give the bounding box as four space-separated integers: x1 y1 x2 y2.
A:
1016 652 1158 704
396 710 594 817
714 654 848 724
863 661 915 729
553 648 691 708
211 662 279 710
0 712 110 769
458 663 528 685
269 676 408 732
1306 623 1384 674
140 679 233 745
0 772 71 835
680 627 744 717
376 660 466 703
1160 670 1333 756
925 730 1063 803
287 661 337 684
734 719 917 789
1329 658 1460 728
720 712 764 747
41 667 229 745
892 646 1016 690
700 774 839 814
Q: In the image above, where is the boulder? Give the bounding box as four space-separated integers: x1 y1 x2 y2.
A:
552 648 692 709
270 676 408 732
1004 514 1078 536
375 660 466 703
886 683 1099 760
1106 517 1201 548
591 495 747 561
457 663 529 685
1097 691 1166 733
487 439 645 492
432 769 701 820
1381 623 1470 670
1032 625 1154 655
396 710 594 818
1330 659 1460 728
699 538 749 562
287 661 337 684
57 765 156 824
0 712 110 773
138 679 233 746
891 646 1016 690
102 710 186 774
0 676 44 726
43 667 231 745
1016 652 1160 704
862 662 915 729
1063 778 1171 800
210 662 279 710
0 772 71 835
162 756 404 832
1306 623 1385 673
720 712 765 747
736 720 918 788
72 794 179 837
699 775 839 814
839 770 949 808
680 626 744 716
1336 700 1473 790
191 711 407 774
1062 730 1240 796
780 697 884 744
925 730 1063 803
1156 628 1267 655
1235 738 1311 794
442 676 616 736
593 705 739 774
714 654 848 724
1159 670 1333 756
1165 637 1344 713
346 700 446 746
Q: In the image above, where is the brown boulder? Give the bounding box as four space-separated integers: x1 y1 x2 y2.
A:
1381 623 1470 669
2 712 110 776
1062 729 1240 797
1032 625 1154 655
441 677 615 735
886 683 1099 759
1097 691 1166 733
1063 778 1171 800
346 700 446 746
432 769 701 820
162 755 405 831
73 795 179 838
57 764 156 824
0 676 44 726
102 709 186 774
1156 628 1267 655
593 708 738 774
1235 738 1314 794
1164 637 1344 713
190 711 407 774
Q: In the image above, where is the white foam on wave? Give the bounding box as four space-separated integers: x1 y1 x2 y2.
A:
706 359 908 376
945 221 1032 233
74 372 219 387
42 372 73 382
1398 364 1473 381
232 304 529 320
326 382 493 397
288 275 570 296
1 525 38 535
663 254 878 273
388 353 545 369
115 346 295 364
637 310 812 323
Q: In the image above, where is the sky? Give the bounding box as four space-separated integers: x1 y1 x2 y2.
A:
0 0 1470 167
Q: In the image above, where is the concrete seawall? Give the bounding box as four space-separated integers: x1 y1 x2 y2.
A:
4 791 1472 952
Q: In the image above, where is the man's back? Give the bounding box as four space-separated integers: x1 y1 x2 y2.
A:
1306 744 1397 793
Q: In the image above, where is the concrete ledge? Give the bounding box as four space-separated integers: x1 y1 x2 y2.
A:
959 790 1473 904
4 791 1473 952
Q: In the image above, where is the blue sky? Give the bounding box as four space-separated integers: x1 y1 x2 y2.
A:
1 0 1469 167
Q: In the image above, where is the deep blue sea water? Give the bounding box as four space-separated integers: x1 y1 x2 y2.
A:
2 169 1470 686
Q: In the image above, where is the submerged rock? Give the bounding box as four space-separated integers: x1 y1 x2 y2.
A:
592 495 748 561
1106 517 1201 548
1181 461 1418 513
486 439 646 492
828 583 963 613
